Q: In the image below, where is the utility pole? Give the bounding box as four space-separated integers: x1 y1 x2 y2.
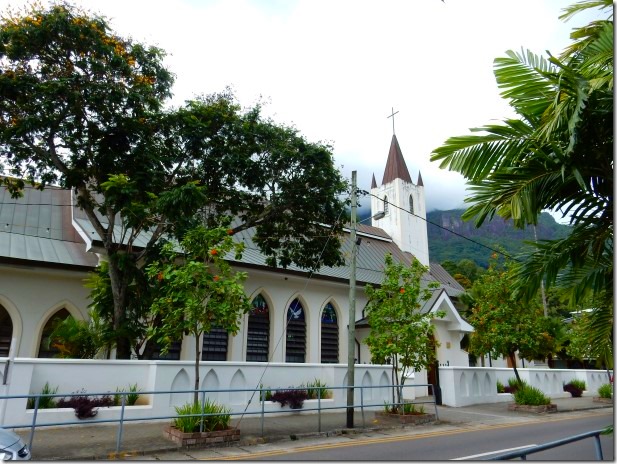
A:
347 170 357 428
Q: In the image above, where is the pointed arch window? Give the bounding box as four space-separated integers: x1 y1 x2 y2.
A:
383 196 389 215
247 294 270 362
409 194 414 215
320 303 338 363
38 308 70 358
202 326 228 361
285 299 306 363
0 304 13 357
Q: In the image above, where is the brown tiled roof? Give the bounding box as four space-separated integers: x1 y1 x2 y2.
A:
381 134 412 185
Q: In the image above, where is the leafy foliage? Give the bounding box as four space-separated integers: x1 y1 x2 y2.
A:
147 225 250 404
114 384 141 406
513 385 551 406
466 255 556 381
598 383 612 399
303 379 331 400
57 391 114 419
46 313 107 359
364 254 442 404
173 399 231 433
430 0 613 367
27 382 59 409
270 389 309 409
563 379 585 397
0 3 347 359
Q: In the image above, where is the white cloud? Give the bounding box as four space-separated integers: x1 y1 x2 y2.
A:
0 0 603 212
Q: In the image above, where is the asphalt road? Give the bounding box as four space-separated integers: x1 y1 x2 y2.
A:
244 413 614 461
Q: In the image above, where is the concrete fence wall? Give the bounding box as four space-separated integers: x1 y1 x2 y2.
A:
439 366 612 407
0 358 393 426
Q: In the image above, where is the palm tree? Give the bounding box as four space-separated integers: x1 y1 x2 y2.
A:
430 0 613 367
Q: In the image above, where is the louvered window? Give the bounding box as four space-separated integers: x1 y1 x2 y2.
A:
247 294 270 362
409 194 414 215
0 305 12 357
285 299 306 363
383 196 389 214
202 326 228 361
151 340 182 360
321 303 338 363
38 308 70 358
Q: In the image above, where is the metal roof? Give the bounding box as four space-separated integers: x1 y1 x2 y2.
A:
0 185 98 268
381 134 413 185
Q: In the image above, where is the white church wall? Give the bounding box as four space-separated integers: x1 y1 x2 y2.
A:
0 266 91 358
0 358 392 426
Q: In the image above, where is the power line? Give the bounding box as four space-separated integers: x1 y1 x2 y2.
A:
366 192 520 263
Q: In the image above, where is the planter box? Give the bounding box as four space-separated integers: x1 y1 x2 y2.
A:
508 403 557 414
164 425 240 448
592 397 613 404
375 411 437 425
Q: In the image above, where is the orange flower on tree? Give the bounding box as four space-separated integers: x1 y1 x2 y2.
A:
210 249 218 256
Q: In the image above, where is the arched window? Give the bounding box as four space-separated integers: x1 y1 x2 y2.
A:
285 299 306 363
320 303 338 363
247 294 270 362
383 196 389 215
409 194 414 215
38 308 70 358
202 326 228 361
0 304 13 357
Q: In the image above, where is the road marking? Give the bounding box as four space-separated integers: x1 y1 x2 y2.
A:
452 444 537 460
201 411 613 461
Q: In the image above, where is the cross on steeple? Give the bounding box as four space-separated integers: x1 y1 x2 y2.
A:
387 107 399 135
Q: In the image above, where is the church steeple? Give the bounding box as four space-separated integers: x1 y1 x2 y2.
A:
417 171 424 186
371 173 377 189
381 134 413 185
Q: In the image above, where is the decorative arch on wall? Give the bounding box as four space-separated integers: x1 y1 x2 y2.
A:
379 372 390 403
246 292 271 362
361 371 373 400
170 369 190 406
34 300 83 358
320 301 339 363
285 296 308 363
0 296 21 357
230 369 247 404
201 368 221 402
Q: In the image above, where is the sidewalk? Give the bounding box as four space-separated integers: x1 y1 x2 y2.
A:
12 396 613 460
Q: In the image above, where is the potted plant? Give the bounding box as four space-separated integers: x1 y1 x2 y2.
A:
563 379 586 398
270 388 309 410
164 399 239 447
508 384 557 413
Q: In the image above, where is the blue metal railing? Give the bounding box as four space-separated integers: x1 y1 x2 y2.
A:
487 429 608 460
0 382 437 455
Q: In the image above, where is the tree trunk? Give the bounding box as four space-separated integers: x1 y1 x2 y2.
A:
194 331 201 406
509 353 521 383
107 257 131 359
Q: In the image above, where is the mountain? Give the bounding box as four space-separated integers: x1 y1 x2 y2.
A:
427 209 571 268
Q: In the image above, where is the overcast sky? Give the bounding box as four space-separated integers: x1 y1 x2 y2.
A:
0 0 602 214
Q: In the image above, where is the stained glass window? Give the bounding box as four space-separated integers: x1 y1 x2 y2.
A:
247 294 270 362
285 299 306 363
321 303 338 363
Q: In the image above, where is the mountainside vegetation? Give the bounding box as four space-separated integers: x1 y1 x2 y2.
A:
427 209 570 268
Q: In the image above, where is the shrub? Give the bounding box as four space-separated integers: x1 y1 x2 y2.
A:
504 378 526 394
563 380 585 398
114 383 141 406
271 389 308 409
496 380 505 393
514 385 550 406
259 384 273 402
598 383 612 399
57 390 113 419
173 399 231 433
27 382 59 409
304 379 331 400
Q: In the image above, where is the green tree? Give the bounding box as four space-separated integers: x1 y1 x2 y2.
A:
47 313 107 359
431 0 612 367
0 4 347 358
364 254 442 407
147 225 250 404
467 256 555 382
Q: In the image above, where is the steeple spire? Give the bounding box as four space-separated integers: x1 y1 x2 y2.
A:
381 134 412 185
371 173 377 189
417 171 424 186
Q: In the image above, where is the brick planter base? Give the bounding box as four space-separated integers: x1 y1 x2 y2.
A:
508 403 557 414
164 425 240 448
376 411 437 425
593 397 613 404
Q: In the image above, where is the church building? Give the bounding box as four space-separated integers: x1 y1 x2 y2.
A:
0 134 472 377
